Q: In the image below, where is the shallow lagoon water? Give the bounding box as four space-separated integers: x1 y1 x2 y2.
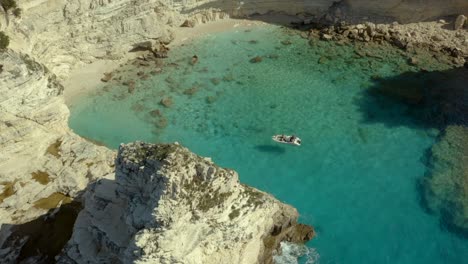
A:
69 25 468 263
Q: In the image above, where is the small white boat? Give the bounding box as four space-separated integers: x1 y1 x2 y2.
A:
272 135 301 146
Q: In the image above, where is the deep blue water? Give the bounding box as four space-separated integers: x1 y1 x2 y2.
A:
69 25 468 263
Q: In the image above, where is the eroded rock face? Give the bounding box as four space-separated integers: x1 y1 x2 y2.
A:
0 51 114 263
2 0 228 79
0 51 115 251
58 142 313 264
2 0 467 81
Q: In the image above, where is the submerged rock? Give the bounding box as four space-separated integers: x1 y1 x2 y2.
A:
190 55 199 65
100 72 112 82
408 56 419 66
210 78 220 85
205 96 217 104
183 86 198 96
58 142 314 263
149 109 162 117
160 97 173 108
223 73 234 82
250 56 263 63
421 126 468 234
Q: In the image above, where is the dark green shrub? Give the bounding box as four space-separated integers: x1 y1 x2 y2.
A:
0 0 17 11
0 31 9 50
12 7 21 17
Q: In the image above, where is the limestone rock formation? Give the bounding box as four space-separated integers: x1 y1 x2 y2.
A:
58 142 313 264
0 0 466 262
455 15 467 30
1 0 467 82
0 50 115 234
343 0 468 23
0 0 229 79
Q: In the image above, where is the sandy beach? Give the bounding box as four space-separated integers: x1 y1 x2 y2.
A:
63 18 266 105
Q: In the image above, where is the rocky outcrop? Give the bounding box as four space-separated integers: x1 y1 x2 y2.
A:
58 142 313 263
304 20 467 66
1 1 467 80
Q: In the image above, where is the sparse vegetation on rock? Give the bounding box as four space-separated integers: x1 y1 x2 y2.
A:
12 7 21 17
0 0 17 11
0 31 9 51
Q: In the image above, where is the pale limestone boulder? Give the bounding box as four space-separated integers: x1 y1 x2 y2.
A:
455 14 467 30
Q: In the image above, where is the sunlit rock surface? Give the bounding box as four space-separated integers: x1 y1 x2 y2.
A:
58 142 313 264
0 51 115 225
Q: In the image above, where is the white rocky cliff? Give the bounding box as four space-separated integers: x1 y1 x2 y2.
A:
0 0 466 263
58 142 313 264
2 0 467 79
0 50 115 223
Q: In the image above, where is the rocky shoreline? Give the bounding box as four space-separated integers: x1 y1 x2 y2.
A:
301 18 467 67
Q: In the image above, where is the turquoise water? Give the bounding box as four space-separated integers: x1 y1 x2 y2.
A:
69 25 468 263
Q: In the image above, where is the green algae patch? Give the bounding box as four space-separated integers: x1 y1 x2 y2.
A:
46 139 62 158
34 192 72 210
31 171 50 185
0 181 16 203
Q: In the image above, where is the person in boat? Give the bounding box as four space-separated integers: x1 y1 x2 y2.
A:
290 135 296 142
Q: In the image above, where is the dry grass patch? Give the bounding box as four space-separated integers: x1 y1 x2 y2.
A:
31 171 50 185
33 192 72 210
46 139 62 158
0 181 16 203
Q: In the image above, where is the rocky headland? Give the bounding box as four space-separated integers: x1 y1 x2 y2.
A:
57 142 313 263
0 0 467 262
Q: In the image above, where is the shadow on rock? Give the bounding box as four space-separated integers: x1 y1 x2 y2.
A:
254 144 286 154
356 67 468 129
0 201 83 263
